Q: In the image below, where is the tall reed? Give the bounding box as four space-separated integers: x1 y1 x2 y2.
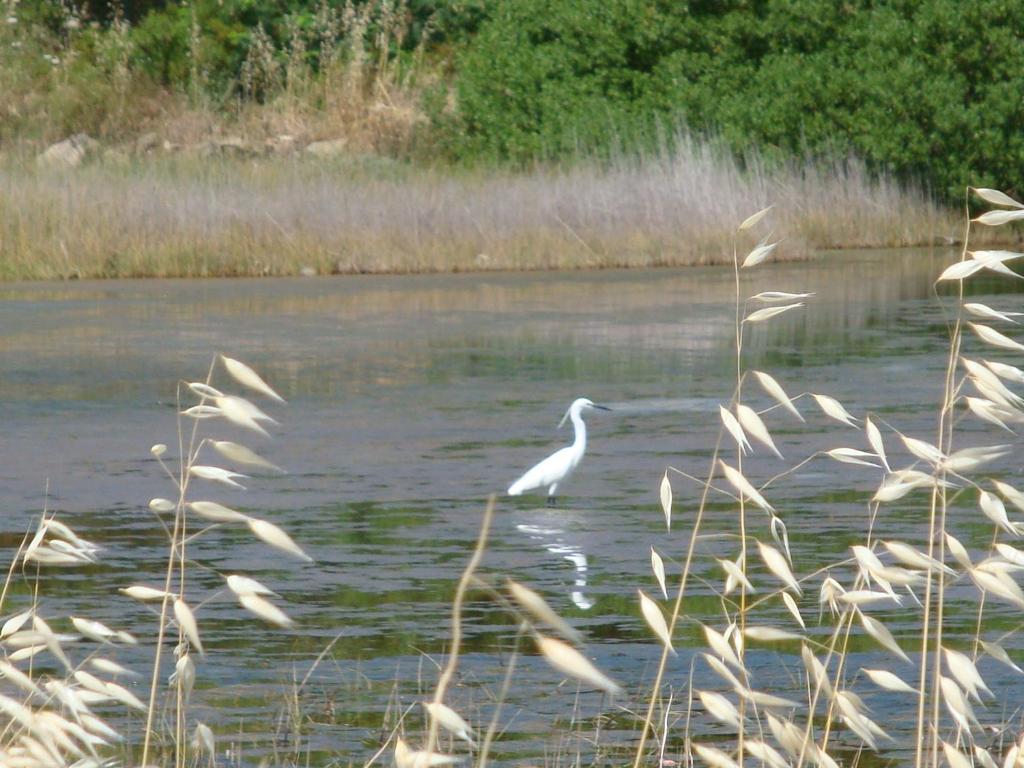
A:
0 507 142 766
137 355 311 768
618 190 1024 768
0 355 310 768
1 143 958 281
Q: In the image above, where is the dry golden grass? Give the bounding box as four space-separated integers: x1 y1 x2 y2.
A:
0 143 976 282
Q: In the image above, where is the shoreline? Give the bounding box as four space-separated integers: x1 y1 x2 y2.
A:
0 243 962 288
0 239 956 283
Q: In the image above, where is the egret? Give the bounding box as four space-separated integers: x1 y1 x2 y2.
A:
507 397 610 505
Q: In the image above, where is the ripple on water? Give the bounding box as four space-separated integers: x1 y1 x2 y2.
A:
2 251 1022 764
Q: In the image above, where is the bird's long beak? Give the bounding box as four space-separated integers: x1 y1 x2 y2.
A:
593 404 611 411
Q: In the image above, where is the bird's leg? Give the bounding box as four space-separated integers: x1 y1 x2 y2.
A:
546 495 557 507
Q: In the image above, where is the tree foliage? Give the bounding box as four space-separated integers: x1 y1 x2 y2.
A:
453 0 1024 198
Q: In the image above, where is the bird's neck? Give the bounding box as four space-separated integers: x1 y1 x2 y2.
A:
570 410 587 453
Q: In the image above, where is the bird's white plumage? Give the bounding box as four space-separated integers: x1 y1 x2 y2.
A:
508 446 579 497
507 398 605 499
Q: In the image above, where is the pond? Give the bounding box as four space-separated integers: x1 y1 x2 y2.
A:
1 247 1022 766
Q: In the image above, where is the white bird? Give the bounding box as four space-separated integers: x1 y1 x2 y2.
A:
507 397 609 504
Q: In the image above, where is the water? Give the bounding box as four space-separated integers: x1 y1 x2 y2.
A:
2 249 1023 766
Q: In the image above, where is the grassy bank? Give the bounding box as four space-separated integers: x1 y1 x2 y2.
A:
0 139 959 281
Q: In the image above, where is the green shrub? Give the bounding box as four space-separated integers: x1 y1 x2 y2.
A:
451 0 1024 199
452 0 681 162
130 2 266 94
0 6 155 143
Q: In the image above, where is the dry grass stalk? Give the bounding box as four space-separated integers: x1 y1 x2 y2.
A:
135 354 308 767
422 496 494 758
0 512 140 766
0 140 968 282
620 189 1024 768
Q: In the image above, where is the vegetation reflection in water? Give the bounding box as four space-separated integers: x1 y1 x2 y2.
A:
4 236 1024 766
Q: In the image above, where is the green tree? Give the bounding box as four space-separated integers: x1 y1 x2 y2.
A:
452 0 1024 199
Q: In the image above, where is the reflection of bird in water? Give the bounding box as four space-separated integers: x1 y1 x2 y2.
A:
507 398 610 505
517 522 593 610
